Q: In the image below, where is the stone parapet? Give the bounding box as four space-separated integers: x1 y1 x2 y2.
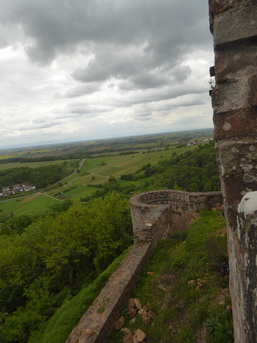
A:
130 190 223 242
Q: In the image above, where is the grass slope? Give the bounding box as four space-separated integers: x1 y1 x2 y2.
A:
108 211 233 343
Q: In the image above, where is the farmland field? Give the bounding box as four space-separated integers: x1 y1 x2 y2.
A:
0 159 75 170
0 194 60 215
0 129 213 214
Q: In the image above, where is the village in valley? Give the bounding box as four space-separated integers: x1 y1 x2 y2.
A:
1 183 36 198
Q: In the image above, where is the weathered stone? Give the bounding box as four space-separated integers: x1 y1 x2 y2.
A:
214 108 257 140
128 307 137 318
209 0 235 15
138 308 147 317
85 329 95 337
148 310 156 319
142 305 149 312
114 316 125 330
128 298 135 308
214 43 257 83
213 4 257 45
134 329 146 342
121 327 130 334
123 331 133 343
210 1 257 342
133 298 142 310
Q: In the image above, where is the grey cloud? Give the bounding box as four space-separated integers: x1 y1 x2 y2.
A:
16 121 60 131
0 0 211 84
111 83 208 108
65 83 101 98
172 65 192 82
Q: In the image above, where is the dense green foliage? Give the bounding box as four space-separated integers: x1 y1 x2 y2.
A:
109 211 233 343
80 141 220 202
0 193 132 343
30 249 129 343
0 164 72 189
144 141 220 192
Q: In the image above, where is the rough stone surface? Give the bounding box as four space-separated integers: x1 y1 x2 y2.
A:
134 329 146 342
133 298 142 310
212 3 257 45
210 1 257 342
128 307 137 318
114 316 125 330
130 190 223 242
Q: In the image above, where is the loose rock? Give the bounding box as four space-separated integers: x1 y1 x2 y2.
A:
134 329 146 342
123 331 133 343
134 298 142 310
128 298 135 308
128 307 137 318
114 316 125 330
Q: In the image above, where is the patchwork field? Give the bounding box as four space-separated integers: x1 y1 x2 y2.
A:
0 130 213 214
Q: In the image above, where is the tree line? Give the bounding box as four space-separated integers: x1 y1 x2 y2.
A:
0 163 74 189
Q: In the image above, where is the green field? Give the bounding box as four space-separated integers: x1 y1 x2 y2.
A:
0 159 74 170
0 130 213 214
0 145 197 213
0 194 60 215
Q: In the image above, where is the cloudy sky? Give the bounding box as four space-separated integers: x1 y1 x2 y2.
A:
0 0 214 149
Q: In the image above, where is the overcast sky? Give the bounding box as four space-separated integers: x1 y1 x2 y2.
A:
0 0 214 149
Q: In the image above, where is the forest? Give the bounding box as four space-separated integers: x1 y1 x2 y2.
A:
0 194 132 343
0 164 74 189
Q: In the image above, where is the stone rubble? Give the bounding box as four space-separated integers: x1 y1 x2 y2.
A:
117 298 157 342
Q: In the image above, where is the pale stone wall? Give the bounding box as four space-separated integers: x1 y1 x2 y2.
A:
209 1 257 341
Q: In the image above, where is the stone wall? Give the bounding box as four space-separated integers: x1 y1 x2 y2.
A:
130 190 223 241
65 190 222 343
209 1 257 341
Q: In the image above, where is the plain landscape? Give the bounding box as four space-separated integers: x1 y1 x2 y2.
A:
0 129 233 343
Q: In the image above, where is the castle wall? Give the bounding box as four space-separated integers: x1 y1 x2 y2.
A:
209 1 257 341
66 190 222 343
130 190 223 241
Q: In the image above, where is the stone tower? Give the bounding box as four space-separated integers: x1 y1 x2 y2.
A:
209 1 257 342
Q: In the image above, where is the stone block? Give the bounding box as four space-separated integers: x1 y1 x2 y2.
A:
213 4 257 46
216 139 257 227
209 0 235 15
214 42 257 82
211 77 250 113
213 108 257 140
